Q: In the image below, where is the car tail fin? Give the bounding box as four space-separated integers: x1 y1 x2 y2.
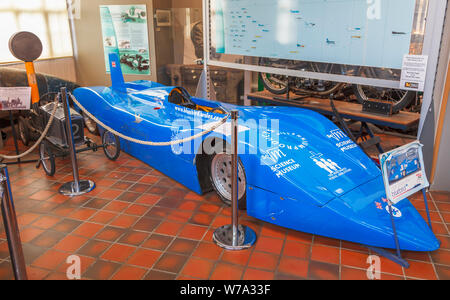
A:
109 52 125 90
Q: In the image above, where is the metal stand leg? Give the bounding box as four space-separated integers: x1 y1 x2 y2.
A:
8 111 20 164
368 202 409 268
0 165 27 280
213 110 256 250
422 189 433 231
59 88 95 196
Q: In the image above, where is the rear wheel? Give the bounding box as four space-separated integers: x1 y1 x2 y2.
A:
39 141 55 176
210 152 246 210
102 130 120 161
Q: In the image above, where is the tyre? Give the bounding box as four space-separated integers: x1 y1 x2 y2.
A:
259 72 289 95
39 141 55 176
18 116 30 146
209 152 247 210
82 112 99 135
352 84 416 113
102 130 120 161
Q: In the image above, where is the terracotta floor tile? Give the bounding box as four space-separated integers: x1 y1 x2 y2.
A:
181 257 214 279
29 230 66 248
111 265 146 280
142 234 173 251
282 241 311 259
32 216 62 230
124 204 149 216
311 244 340 265
84 260 120 280
132 217 161 232
154 221 184 236
248 251 279 270
127 248 161 268
110 215 139 228
20 227 45 243
84 198 109 210
341 266 371 280
118 230 149 246
154 253 188 273
26 266 50 280
341 249 370 269
193 242 223 260
221 249 252 266
53 235 88 252
308 261 339 280
255 236 284 254
167 238 198 255
101 244 136 263
103 201 130 213
32 249 68 270
136 194 161 206
77 240 111 258
89 211 118 224
178 224 208 240
277 257 309 279
72 222 104 238
210 262 244 280
51 219 82 233
405 261 437 280
430 249 450 266
95 226 126 242
68 208 97 221
243 268 275 280
144 270 177 280
435 264 450 280
97 189 122 200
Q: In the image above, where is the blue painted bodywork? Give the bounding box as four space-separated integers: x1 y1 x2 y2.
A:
73 54 440 252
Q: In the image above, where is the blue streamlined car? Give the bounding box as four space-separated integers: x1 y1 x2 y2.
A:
73 54 439 252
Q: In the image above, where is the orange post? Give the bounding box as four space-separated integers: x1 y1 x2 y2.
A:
24 62 40 104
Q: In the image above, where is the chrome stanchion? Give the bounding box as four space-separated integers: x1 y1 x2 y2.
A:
59 88 95 196
0 165 28 280
213 110 256 250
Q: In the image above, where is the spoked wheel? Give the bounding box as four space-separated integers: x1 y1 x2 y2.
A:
259 72 289 95
210 152 246 210
39 141 55 176
82 112 99 135
352 84 416 113
18 116 30 146
102 130 120 161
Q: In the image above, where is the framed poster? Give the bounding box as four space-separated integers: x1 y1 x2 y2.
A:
380 141 429 204
100 4 151 75
0 87 31 111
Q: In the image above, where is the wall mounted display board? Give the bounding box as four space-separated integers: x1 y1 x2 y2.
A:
205 0 447 90
100 4 151 75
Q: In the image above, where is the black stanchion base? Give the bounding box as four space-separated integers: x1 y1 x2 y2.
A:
59 180 95 196
213 224 257 251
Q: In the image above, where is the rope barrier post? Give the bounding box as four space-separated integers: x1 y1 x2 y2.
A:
0 165 28 280
213 110 257 250
59 88 95 196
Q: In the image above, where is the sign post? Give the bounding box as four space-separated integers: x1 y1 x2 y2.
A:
370 141 434 268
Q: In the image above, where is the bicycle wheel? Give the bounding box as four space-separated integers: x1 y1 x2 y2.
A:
259 72 289 95
352 85 416 113
102 130 121 161
39 141 55 176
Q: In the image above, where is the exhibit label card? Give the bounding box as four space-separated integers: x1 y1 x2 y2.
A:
379 141 429 204
99 5 151 75
400 54 428 92
0 87 31 111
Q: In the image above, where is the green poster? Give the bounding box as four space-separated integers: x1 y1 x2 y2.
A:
100 5 151 75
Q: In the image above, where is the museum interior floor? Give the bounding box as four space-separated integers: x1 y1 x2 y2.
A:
0 128 448 280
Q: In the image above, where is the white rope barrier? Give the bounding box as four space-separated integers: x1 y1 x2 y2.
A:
70 94 229 147
0 97 59 160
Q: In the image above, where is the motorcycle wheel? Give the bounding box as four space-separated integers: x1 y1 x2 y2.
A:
352 85 416 113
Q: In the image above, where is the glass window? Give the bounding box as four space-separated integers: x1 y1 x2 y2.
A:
0 0 73 63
